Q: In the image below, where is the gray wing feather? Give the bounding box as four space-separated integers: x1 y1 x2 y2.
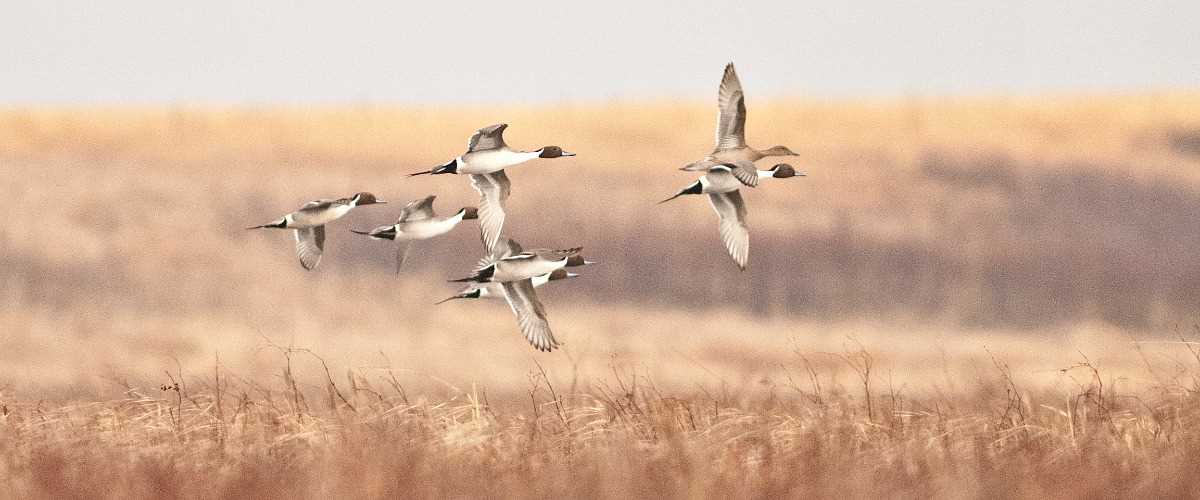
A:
298 199 334 213
395 242 413 275
467 123 509 152
501 280 559 352
715 64 747 151
681 158 718 172
294 226 326 270
722 160 759 188
469 171 511 253
476 237 523 269
398 195 436 222
708 191 749 270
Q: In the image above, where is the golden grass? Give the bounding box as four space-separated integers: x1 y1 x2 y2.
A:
6 336 1200 499
4 93 1200 497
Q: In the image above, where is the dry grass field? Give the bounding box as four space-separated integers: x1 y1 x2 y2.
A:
4 93 1200 497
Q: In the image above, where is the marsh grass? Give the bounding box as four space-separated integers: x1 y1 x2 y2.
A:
6 339 1200 499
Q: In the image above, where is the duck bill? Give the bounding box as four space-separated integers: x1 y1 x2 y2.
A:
560 151 576 157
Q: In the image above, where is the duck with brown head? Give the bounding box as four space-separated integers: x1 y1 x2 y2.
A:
678 63 800 188
441 238 591 352
408 123 576 254
247 192 387 271
349 195 481 274
659 165 752 270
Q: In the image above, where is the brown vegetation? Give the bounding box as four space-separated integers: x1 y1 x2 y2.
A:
6 339 1200 499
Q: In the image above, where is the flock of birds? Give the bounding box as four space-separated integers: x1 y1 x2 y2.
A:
248 63 806 351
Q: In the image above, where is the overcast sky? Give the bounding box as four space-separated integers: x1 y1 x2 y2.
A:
2 1 1197 104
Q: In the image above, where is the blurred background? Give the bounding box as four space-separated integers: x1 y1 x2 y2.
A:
2 1 1199 399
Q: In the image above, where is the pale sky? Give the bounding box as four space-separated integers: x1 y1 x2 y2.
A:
2 1 1197 104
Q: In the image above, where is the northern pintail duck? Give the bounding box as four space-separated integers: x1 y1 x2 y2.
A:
450 246 586 284
680 63 798 187
660 165 749 269
660 163 804 270
437 269 579 303
445 238 593 352
247 192 386 270
409 124 575 252
350 195 479 273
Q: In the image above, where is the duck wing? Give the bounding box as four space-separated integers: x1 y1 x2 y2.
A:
476 237 524 269
293 225 326 271
720 159 759 188
715 63 747 151
707 190 749 270
398 195 437 222
469 170 511 253
467 123 509 153
395 241 414 275
501 279 559 352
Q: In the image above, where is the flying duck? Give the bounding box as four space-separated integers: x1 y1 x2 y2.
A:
409 124 575 252
445 238 592 352
680 63 798 187
350 195 479 274
247 192 386 270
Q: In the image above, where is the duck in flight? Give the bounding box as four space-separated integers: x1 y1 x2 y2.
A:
247 192 386 270
660 163 804 270
445 238 592 352
350 195 478 274
437 268 579 304
680 63 798 187
409 124 574 253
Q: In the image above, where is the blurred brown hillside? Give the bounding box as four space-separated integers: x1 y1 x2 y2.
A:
4 95 1200 332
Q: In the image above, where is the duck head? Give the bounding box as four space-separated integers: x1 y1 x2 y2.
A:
769 163 806 179
351 192 387 206
548 269 581 281
564 254 596 267
538 146 575 158
459 207 480 220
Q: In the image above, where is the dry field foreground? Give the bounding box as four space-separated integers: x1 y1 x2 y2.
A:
4 94 1200 497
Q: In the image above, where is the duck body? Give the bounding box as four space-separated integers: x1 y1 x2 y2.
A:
457 149 543 175
482 249 578 283
350 196 477 273
390 208 473 241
